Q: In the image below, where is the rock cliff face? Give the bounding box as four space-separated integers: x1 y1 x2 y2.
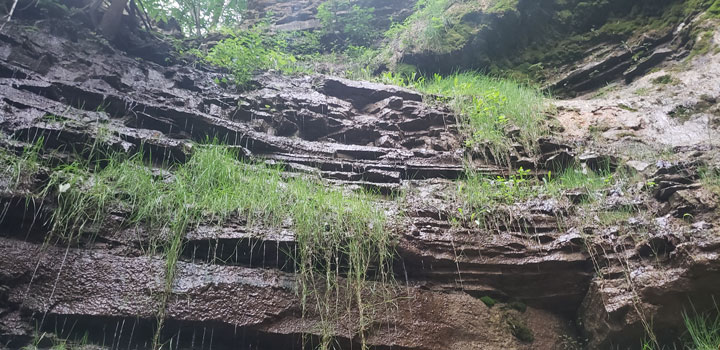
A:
244 0 417 31
0 15 579 350
1 1 720 350
385 0 719 95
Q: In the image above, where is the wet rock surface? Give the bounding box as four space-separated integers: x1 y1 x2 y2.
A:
0 17 576 350
1 237 573 350
1 9 720 350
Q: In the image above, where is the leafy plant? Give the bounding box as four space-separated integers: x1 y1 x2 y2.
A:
203 25 304 86
317 0 378 48
138 0 246 36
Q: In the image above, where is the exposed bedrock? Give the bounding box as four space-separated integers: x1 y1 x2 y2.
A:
0 237 571 350
0 16 582 349
577 163 720 348
1 10 720 350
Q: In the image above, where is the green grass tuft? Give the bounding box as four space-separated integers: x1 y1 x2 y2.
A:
457 165 614 228
700 166 720 195
418 72 550 163
683 305 720 350
0 140 42 193
507 317 534 343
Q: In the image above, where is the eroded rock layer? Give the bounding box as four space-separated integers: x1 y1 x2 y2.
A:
0 16 577 350
1 6 720 350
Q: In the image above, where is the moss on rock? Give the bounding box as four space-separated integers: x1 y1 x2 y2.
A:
388 0 720 82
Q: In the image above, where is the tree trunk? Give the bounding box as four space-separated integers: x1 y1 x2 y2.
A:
100 0 130 41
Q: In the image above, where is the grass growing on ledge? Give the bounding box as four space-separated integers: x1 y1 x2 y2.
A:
42 144 394 350
457 166 614 228
417 72 550 164
700 166 720 195
683 304 720 350
0 140 42 193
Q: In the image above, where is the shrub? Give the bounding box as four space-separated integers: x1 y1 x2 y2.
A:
317 0 378 48
203 25 303 86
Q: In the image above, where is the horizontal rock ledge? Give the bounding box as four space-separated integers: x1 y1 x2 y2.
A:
0 237 570 349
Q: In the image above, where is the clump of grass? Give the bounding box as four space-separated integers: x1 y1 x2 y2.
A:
507 317 534 343
506 300 527 313
459 167 535 211
651 74 679 85
384 0 454 54
544 167 614 202
593 208 639 226
458 165 614 228
351 70 550 165
42 144 393 349
683 304 720 350
418 72 550 163
634 87 652 96
0 140 42 193
699 166 720 195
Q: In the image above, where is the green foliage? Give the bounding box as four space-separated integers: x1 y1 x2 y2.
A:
651 74 678 85
460 167 535 208
506 300 527 313
543 167 614 201
488 0 518 13
138 0 246 36
688 30 716 60
0 139 42 193
418 72 549 162
384 0 470 55
480 296 497 307
593 208 638 226
507 317 534 343
276 30 324 56
700 166 720 196
709 0 720 17
203 25 304 86
634 87 652 96
499 0 720 81
357 71 549 161
317 0 378 48
683 304 720 350
42 143 393 349
458 166 615 228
